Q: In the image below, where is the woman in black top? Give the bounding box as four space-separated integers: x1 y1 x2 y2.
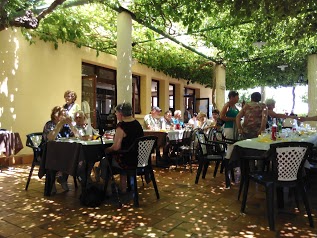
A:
104 102 144 193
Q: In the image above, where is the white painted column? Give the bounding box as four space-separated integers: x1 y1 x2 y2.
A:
117 11 132 104
215 64 226 110
307 54 317 118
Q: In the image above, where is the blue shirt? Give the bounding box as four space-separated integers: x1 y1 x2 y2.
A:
172 118 184 127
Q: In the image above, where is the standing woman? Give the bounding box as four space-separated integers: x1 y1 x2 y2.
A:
220 91 240 140
63 90 81 119
236 92 268 139
220 91 240 157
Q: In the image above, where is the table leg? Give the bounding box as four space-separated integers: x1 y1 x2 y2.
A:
238 159 248 200
44 170 56 196
277 187 284 209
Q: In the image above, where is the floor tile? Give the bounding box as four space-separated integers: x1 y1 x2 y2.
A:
0 164 316 237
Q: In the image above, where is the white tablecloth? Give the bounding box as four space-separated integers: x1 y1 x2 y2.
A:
143 129 184 141
167 130 184 141
234 132 317 151
56 137 113 145
231 132 317 168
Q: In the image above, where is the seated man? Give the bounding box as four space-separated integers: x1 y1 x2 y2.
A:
144 106 162 130
160 110 175 163
144 106 163 161
160 110 174 129
73 110 100 182
74 110 99 138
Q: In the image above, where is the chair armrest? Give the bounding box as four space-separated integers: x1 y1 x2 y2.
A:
204 140 227 146
26 145 40 150
241 155 267 160
200 141 227 154
222 138 238 144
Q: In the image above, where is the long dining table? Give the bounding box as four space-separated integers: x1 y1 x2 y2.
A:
42 137 113 196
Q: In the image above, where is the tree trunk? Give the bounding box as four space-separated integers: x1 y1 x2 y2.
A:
0 0 67 31
292 86 295 113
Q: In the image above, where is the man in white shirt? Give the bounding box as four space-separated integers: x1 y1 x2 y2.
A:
144 106 162 130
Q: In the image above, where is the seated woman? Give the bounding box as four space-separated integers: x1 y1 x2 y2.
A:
42 106 79 192
172 110 184 128
103 102 144 195
188 112 198 128
211 109 224 130
197 112 213 131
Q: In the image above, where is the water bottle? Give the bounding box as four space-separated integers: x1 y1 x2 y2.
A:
278 120 282 133
234 167 241 183
162 120 166 130
292 119 297 132
271 118 277 141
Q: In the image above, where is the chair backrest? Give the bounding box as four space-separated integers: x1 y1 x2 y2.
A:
137 136 158 167
26 132 43 149
196 130 207 155
206 128 216 141
181 128 194 146
195 130 225 156
269 142 313 181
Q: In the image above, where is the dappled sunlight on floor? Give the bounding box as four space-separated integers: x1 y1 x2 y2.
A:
0 164 316 237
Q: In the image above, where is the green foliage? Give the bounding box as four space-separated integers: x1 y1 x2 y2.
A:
2 0 317 89
301 92 308 104
239 92 251 103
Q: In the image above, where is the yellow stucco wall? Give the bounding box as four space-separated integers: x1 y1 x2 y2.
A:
0 28 213 155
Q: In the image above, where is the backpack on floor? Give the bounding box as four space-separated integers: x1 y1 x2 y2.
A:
79 184 104 207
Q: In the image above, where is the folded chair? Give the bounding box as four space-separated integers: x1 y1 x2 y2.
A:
104 136 160 207
241 142 314 230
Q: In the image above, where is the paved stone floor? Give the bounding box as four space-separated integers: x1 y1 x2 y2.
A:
0 163 316 237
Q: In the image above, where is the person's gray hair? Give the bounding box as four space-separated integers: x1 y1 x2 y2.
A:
74 110 86 119
174 110 181 116
116 102 132 116
265 98 276 106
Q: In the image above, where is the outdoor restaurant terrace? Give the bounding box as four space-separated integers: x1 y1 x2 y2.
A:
1 1 317 237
